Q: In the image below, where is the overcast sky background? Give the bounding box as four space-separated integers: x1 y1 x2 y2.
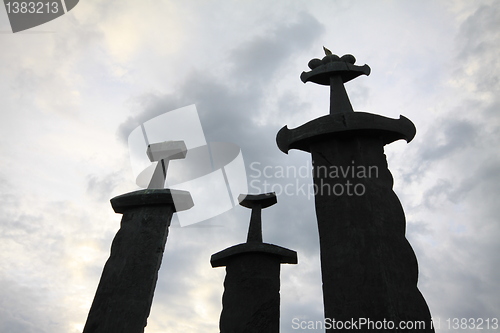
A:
0 1 499 332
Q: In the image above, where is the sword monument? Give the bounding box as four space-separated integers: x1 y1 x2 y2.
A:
277 48 434 332
83 141 193 333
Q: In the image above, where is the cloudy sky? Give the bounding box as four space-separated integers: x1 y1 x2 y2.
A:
1 0 499 332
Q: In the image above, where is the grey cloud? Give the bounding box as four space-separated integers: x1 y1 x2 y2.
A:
429 234 500 321
0 278 68 333
420 119 478 162
418 158 500 213
409 3 500 174
86 172 123 201
482 98 500 119
173 72 262 145
422 178 453 210
117 11 325 147
457 5 500 60
0 180 45 241
406 220 431 237
117 71 261 146
282 293 325 332
421 154 500 210
261 190 319 256
389 5 500 318
274 90 314 125
117 92 185 143
229 11 325 84
348 82 370 109
455 4 500 94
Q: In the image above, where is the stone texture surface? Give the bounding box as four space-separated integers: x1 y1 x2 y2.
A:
211 192 297 333
277 51 434 332
310 135 434 331
83 189 192 333
219 253 281 333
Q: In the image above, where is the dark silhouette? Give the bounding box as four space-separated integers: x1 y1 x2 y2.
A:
277 49 434 332
211 193 297 333
83 141 193 333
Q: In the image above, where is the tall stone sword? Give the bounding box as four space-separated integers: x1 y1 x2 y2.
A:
276 49 434 332
83 141 193 333
211 193 297 333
